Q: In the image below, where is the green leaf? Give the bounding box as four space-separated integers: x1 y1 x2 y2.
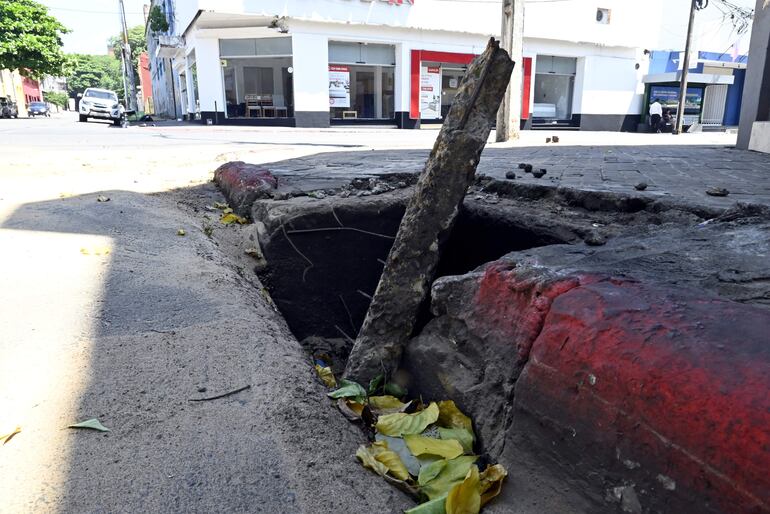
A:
68 418 110 432
438 427 475 454
383 382 407 398
404 435 464 460
420 456 478 500
327 379 367 400
376 402 439 437
418 459 448 486
368 374 384 395
405 494 448 514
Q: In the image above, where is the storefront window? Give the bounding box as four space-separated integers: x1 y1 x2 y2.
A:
441 68 465 118
219 37 293 119
329 42 395 120
533 55 576 121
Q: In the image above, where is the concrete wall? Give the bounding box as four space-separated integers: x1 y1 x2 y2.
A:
737 0 770 149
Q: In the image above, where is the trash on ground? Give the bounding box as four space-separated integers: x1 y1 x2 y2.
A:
1 426 21 445
188 384 251 402
68 418 110 432
177 229 186 236
96 195 110 202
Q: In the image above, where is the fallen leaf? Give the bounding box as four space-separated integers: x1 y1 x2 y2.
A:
437 401 473 432
479 464 507 506
96 195 110 202
213 201 229 210
314 364 337 388
445 465 480 514
369 395 406 411
356 441 410 481
80 247 110 256
405 435 463 460
376 402 439 437
1 426 21 445
384 382 407 398
418 459 447 486
223 207 234 214
439 427 475 454
420 456 478 500
376 434 422 476
327 379 366 401
177 229 186 236
368 374 384 395
337 398 365 422
220 213 248 225
68 418 110 432
405 494 448 514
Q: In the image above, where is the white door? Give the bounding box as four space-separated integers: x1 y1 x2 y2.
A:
702 85 728 126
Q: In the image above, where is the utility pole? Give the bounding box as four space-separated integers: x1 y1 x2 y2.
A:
118 0 137 111
674 0 698 135
496 0 524 142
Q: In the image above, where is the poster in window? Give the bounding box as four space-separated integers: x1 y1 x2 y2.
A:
329 65 350 108
420 65 442 119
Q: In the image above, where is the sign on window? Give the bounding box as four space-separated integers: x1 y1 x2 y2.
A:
420 65 441 119
329 65 350 108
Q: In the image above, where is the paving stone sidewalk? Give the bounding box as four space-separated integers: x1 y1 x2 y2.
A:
268 144 770 210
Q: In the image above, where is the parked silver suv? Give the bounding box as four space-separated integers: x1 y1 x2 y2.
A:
78 88 123 125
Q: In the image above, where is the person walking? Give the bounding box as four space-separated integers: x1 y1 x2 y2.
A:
649 98 663 133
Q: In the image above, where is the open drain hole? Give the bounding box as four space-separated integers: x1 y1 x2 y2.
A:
256 200 568 355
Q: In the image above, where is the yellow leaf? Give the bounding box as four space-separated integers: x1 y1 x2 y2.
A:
177 229 186 236
369 395 406 411
356 441 410 481
1 426 21 445
437 400 473 432
479 464 508 506
80 246 110 256
420 456 478 500
314 365 337 388
220 213 248 225
357 444 388 477
446 465 481 514
376 402 439 437
404 434 463 459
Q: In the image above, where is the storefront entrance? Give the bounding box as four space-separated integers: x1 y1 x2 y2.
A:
328 42 395 122
219 37 294 124
533 55 576 126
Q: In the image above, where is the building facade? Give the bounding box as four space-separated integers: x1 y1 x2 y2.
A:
146 0 674 130
738 0 770 152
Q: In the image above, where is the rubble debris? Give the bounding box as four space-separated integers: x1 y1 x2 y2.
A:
706 187 729 197
344 38 515 383
518 163 527 169
524 164 533 173
552 136 560 143
634 182 648 191
504 171 516 180
532 169 547 178
546 137 552 143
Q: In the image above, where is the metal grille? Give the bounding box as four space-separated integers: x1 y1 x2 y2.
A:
701 84 728 126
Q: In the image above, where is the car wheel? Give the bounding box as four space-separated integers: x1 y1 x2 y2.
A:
79 115 88 122
113 118 122 126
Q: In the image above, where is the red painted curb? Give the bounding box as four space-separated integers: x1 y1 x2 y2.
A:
509 277 770 513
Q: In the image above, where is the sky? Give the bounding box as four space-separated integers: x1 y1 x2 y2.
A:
39 0 149 55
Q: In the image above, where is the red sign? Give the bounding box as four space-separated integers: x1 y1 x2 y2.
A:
426 66 440 74
329 65 349 72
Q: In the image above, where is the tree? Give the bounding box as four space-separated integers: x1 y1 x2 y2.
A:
0 0 69 78
65 54 123 100
108 25 147 84
43 90 67 108
148 5 169 33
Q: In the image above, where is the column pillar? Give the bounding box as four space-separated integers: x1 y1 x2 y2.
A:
394 43 417 128
291 32 330 127
194 37 225 124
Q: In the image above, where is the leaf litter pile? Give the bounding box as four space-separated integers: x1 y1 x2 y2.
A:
316 364 507 513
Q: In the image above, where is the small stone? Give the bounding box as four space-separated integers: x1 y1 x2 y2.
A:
585 231 606 246
532 168 547 178
197 386 207 393
518 163 527 169
545 137 552 143
552 136 560 143
634 182 648 191
524 164 533 173
505 171 516 180
705 187 729 197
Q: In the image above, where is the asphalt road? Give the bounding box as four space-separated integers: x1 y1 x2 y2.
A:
0 113 753 513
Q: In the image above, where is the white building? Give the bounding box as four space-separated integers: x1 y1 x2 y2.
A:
147 0 668 130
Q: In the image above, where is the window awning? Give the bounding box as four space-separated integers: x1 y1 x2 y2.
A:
643 72 734 86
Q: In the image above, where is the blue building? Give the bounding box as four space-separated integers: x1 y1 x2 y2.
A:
642 50 747 130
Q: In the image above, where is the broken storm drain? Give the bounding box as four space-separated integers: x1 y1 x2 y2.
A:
252 194 568 365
